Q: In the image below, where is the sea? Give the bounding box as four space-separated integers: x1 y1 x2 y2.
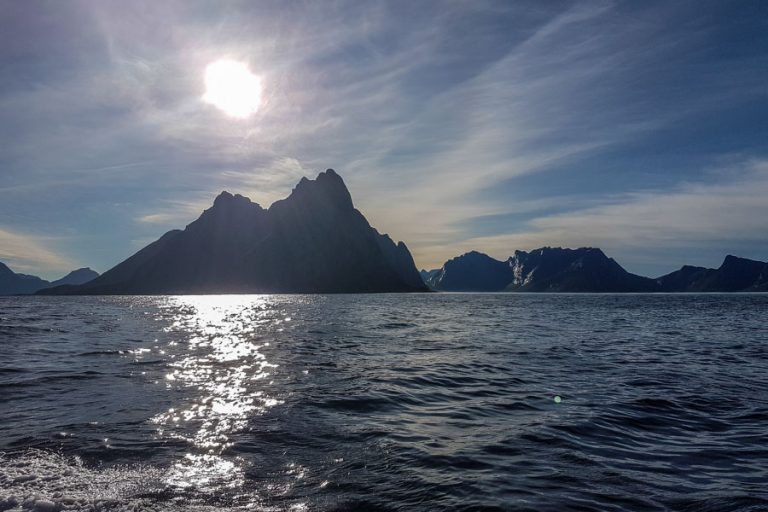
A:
0 294 767 512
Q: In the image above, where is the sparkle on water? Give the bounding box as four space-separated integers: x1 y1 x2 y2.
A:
202 59 262 118
151 296 282 491
2 293 768 511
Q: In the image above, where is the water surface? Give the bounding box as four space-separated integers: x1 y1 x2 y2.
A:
1 294 767 511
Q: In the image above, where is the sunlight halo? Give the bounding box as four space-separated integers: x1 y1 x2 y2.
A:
202 60 262 118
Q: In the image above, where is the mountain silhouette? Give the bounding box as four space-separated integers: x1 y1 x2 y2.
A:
0 263 100 295
424 247 656 292
423 248 768 292
504 247 658 292
423 251 514 291
0 262 50 295
41 169 426 294
656 255 768 292
48 268 99 288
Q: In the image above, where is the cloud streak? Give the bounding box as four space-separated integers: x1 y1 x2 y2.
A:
0 228 75 276
0 1 766 276
449 159 768 275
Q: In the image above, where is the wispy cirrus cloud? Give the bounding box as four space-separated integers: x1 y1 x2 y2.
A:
445 159 768 276
0 228 75 276
0 1 766 276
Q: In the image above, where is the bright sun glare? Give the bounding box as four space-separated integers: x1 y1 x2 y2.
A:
202 60 262 118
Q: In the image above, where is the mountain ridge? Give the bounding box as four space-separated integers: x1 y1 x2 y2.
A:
655 254 768 293
40 169 427 295
5 167 767 295
424 248 768 293
0 263 99 295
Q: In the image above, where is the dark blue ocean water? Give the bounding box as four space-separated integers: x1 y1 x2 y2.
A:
0 294 767 511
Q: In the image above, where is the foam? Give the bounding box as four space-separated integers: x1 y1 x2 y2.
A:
0 450 270 511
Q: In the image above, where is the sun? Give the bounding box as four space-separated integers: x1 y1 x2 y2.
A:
202 60 262 118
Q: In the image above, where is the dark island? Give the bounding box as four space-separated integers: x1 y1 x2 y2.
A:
39 169 427 295
422 248 768 292
4 170 765 296
0 263 98 295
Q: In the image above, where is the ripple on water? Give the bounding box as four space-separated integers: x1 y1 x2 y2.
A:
0 294 767 511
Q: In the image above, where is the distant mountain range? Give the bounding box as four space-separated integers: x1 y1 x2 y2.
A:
656 255 768 292
0 263 99 295
41 169 426 295
5 169 767 296
421 248 768 292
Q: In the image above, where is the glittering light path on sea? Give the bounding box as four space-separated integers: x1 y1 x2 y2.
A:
151 296 282 492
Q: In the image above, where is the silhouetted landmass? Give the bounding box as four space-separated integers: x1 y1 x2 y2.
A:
41 170 427 295
48 268 100 288
425 251 514 291
657 255 768 292
655 265 711 292
0 262 50 295
505 248 658 292
424 248 768 292
8 169 767 296
0 263 100 295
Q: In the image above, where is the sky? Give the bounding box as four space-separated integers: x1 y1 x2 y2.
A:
0 0 767 280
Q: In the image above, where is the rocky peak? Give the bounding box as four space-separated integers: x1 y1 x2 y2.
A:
720 254 758 268
212 191 259 209
283 169 354 211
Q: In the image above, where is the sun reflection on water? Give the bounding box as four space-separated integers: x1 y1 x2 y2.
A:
151 295 283 491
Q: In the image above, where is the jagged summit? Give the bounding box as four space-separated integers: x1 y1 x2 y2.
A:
41 169 426 295
214 190 234 204
277 168 354 212
517 246 604 256
213 191 258 208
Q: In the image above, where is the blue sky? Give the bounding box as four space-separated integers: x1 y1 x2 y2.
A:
0 0 766 279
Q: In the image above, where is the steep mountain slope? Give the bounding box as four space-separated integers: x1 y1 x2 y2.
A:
48 268 99 288
424 251 513 291
0 264 99 295
425 247 768 293
504 247 658 292
41 170 426 294
0 262 50 295
656 265 712 292
420 269 440 286
656 255 768 292
425 247 660 292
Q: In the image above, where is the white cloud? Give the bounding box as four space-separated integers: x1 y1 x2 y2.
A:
2 1 765 277
136 198 211 226
0 227 75 276
445 160 768 273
